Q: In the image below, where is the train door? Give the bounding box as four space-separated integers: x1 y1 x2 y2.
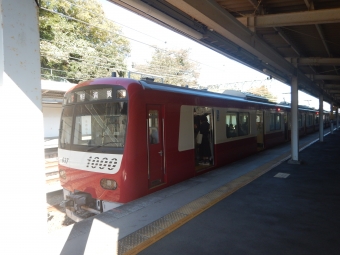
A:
194 107 214 171
284 112 289 141
147 105 164 188
207 112 214 166
256 111 264 150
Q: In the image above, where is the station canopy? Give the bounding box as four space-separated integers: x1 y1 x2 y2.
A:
110 0 340 106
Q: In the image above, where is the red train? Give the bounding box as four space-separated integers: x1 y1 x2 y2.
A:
58 77 327 221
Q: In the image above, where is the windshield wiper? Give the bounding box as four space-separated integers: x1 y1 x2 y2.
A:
86 142 121 151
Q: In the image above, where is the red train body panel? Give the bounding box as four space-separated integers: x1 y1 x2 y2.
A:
58 77 324 221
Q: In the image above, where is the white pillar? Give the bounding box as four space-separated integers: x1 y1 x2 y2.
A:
289 75 300 164
0 1 46 254
319 95 324 141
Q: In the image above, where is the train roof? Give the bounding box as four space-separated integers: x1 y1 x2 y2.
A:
140 79 278 108
139 79 323 113
69 77 322 113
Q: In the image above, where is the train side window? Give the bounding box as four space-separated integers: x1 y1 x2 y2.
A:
238 113 249 136
275 114 281 130
270 114 275 131
226 113 238 138
270 113 281 131
307 114 313 126
149 110 159 144
298 114 302 128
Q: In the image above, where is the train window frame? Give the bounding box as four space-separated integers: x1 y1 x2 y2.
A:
226 112 238 138
148 110 159 144
226 112 250 138
306 114 314 127
298 114 302 128
72 102 127 148
238 112 250 136
270 113 281 131
59 105 74 149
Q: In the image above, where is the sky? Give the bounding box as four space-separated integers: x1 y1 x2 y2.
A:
99 0 329 110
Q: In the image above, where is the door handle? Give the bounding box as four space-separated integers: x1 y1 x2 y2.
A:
158 150 163 156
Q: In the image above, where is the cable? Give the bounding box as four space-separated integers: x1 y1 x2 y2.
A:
40 55 128 71
281 26 340 47
40 38 127 60
62 0 165 44
39 1 246 83
41 48 199 76
39 4 227 72
40 6 159 49
40 55 197 82
40 49 127 68
317 67 340 75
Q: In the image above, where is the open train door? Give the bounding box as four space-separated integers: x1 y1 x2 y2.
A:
147 105 165 188
194 107 214 171
256 110 264 150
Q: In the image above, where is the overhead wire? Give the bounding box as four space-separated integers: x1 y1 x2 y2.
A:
40 6 157 49
40 48 127 68
41 1 272 86
40 6 197 80
62 0 166 44
40 39 197 74
281 26 340 47
39 2 230 74
41 53 127 70
41 49 197 78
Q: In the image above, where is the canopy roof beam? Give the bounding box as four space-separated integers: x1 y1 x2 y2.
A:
237 8 340 28
165 0 295 77
286 58 340 66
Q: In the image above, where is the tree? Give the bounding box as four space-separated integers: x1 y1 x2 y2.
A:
133 48 200 87
247 85 278 102
39 0 131 83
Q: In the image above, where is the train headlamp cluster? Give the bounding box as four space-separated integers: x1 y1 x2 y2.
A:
100 178 117 190
59 170 66 179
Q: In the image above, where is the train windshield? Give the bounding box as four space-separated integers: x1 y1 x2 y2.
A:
73 102 127 148
59 106 73 148
59 102 128 149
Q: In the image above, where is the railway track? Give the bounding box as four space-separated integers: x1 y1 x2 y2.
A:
45 153 62 193
46 190 63 211
47 203 63 213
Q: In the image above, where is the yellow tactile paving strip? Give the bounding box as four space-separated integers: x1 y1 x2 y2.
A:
118 138 319 255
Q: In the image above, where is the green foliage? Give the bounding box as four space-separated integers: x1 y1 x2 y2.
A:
133 48 200 86
39 0 131 83
247 85 278 102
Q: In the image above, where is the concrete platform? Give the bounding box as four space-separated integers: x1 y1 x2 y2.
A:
47 128 339 255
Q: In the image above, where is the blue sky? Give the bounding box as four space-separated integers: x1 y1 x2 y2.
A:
100 0 329 110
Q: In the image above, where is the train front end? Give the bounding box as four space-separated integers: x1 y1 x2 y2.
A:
58 81 129 221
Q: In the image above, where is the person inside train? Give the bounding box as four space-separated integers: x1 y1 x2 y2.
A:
194 116 201 161
239 122 248 136
199 115 211 165
150 127 159 144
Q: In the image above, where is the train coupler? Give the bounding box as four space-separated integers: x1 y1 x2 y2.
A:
60 199 74 209
60 192 96 213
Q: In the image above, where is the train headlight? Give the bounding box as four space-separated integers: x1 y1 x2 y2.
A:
59 170 66 179
100 179 117 190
